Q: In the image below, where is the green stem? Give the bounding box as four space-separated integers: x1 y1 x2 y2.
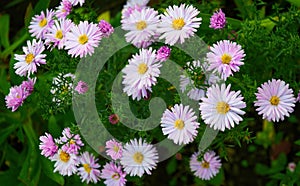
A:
1 33 29 59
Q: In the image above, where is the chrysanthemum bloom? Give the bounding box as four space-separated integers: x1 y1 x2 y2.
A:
64 21 102 58
5 86 26 112
288 162 296 172
190 151 221 180
158 4 202 46
199 83 246 131
161 104 200 145
121 7 160 47
69 0 85 6
105 139 123 160
207 40 245 80
122 48 162 100
296 90 300 103
98 20 114 38
101 162 127 186
45 19 74 50
254 79 296 122
59 127 84 155
120 138 158 177
14 39 46 77
75 80 88 94
77 152 101 184
156 46 171 62
39 132 58 158
55 0 72 19
51 149 78 176
122 0 149 18
20 78 36 97
109 114 120 125
28 9 54 39
209 9 226 29
50 73 75 105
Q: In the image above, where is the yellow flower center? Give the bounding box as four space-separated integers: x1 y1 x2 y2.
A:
55 30 63 39
172 18 185 30
174 119 185 130
216 101 230 114
136 21 147 30
111 173 120 180
39 18 47 27
138 63 148 74
113 145 119 152
133 152 144 164
59 151 70 162
83 163 91 173
25 53 35 64
221 54 232 64
78 34 88 45
69 139 75 144
270 96 280 106
201 161 210 168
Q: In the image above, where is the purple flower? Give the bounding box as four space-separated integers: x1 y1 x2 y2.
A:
59 127 84 155
101 162 127 186
98 20 114 38
5 86 26 112
105 139 123 160
55 0 72 19
28 9 54 39
39 132 58 158
296 90 300 103
109 114 120 125
156 46 171 62
75 80 88 94
288 162 296 172
77 152 101 184
20 78 36 97
209 9 226 29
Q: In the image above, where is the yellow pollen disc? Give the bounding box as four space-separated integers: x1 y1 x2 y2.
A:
221 54 232 64
136 21 147 30
113 145 119 152
62 85 69 93
111 173 120 180
201 161 210 168
138 63 148 74
78 34 88 45
25 53 35 64
39 18 48 27
59 151 70 162
69 139 75 144
216 101 230 114
270 96 280 106
133 152 144 164
174 119 185 130
55 30 63 39
83 164 91 173
172 18 185 30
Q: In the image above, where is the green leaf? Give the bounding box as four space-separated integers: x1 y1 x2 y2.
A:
166 157 177 175
48 115 61 138
24 3 33 28
208 168 224 185
0 14 10 49
33 0 50 14
41 156 65 185
0 123 19 145
255 163 270 175
270 173 286 180
286 0 300 7
294 139 300 146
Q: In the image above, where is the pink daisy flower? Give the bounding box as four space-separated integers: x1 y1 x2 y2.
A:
51 149 79 176
254 79 296 122
207 40 245 80
55 0 72 19
75 80 88 94
58 127 84 155
296 90 300 103
98 20 114 38
158 4 202 45
20 77 36 97
190 150 222 180
199 83 246 131
109 114 120 125
39 132 58 158
122 0 149 18
209 9 226 29
101 162 127 186
69 0 85 6
14 39 46 77
5 85 26 112
156 46 171 62
77 152 101 184
64 21 102 58
29 9 54 39
161 104 200 145
105 139 123 160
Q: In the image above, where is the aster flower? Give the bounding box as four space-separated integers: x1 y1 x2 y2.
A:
109 114 120 125
207 40 245 80
122 48 162 100
121 7 160 47
101 162 127 186
14 39 46 77
254 79 296 122
28 9 54 39
59 127 84 155
199 83 246 131
125 0 149 8
105 139 123 160
288 162 296 172
75 80 88 94
296 90 300 103
120 138 158 177
122 0 149 18
209 9 226 29
190 151 222 180
69 0 85 6
77 152 101 184
51 149 78 176
20 78 36 97
98 20 114 38
55 0 72 19
39 132 58 158
5 86 26 112
158 4 202 46
64 21 102 58
161 104 200 145
156 46 171 62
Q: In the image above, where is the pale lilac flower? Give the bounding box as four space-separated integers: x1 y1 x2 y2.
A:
101 162 127 186
296 90 300 103
59 127 84 155
105 139 123 160
55 0 72 19
254 79 296 122
29 9 54 39
122 48 162 100
64 21 102 58
156 46 171 62
288 162 296 172
69 0 85 6
125 0 149 8
51 149 78 176
109 114 120 125
39 132 58 158
14 39 46 77
5 86 26 112
120 138 158 177
207 40 245 80
98 20 114 38
190 151 222 180
161 104 200 145
158 4 202 45
199 83 246 131
75 80 88 94
77 152 101 184
209 9 226 29
20 77 36 97
122 0 149 18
